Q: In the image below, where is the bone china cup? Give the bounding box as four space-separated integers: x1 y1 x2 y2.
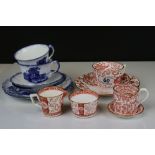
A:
14 44 55 65
113 85 149 115
19 60 60 83
92 62 126 89
30 86 67 117
69 90 99 117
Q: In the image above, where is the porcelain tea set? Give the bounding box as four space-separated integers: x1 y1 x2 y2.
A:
2 44 73 99
2 44 149 118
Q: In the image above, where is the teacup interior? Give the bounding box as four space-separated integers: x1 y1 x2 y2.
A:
40 89 63 98
15 44 48 60
71 94 97 103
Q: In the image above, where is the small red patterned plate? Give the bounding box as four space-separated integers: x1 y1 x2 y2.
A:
107 101 144 118
75 72 112 96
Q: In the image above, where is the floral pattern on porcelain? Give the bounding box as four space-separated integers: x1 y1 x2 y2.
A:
71 101 97 117
93 62 126 88
108 101 144 117
111 84 149 115
40 94 64 116
23 66 47 83
70 90 98 117
19 60 60 84
75 73 139 96
37 86 67 116
36 57 47 65
114 73 140 87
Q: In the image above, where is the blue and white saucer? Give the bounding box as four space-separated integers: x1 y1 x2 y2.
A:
2 75 74 99
10 71 66 89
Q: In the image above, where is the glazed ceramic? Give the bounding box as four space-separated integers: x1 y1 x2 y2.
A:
114 73 140 87
19 60 60 83
69 90 99 117
75 72 139 96
111 85 149 115
14 44 55 65
107 101 144 118
30 86 67 116
11 71 65 89
2 75 73 99
92 62 126 90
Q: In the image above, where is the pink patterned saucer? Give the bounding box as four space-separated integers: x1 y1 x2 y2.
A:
75 72 113 96
107 101 144 118
75 72 140 96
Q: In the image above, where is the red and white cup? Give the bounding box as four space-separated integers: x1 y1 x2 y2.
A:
92 62 126 90
30 86 67 117
69 90 99 117
113 84 149 115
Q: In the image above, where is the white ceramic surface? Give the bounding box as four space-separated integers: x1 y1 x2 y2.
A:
15 45 49 60
14 44 55 65
40 89 63 97
71 94 97 103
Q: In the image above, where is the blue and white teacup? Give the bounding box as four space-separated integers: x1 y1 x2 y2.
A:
19 60 60 83
14 44 55 65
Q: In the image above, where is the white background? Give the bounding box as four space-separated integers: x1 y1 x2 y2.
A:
0 0 155 155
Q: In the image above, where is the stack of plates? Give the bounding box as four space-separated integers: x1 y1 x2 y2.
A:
2 71 74 99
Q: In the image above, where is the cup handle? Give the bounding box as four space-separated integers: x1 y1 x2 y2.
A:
138 88 149 103
30 94 41 107
50 60 60 74
62 90 68 98
48 44 55 60
118 64 127 76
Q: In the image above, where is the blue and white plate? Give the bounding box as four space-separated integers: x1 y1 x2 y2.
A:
10 71 66 89
2 75 74 99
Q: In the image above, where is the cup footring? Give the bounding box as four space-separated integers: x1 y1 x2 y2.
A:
72 112 96 118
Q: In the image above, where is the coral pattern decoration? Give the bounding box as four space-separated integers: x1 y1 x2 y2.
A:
83 72 98 86
39 94 64 116
114 73 140 87
75 72 139 96
92 62 126 88
70 90 98 117
48 94 63 114
30 86 67 117
71 101 98 117
109 84 149 116
112 85 140 115
107 101 144 118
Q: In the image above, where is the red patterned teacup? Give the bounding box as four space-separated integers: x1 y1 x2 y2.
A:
69 90 99 117
92 62 126 90
30 86 67 117
113 85 149 115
